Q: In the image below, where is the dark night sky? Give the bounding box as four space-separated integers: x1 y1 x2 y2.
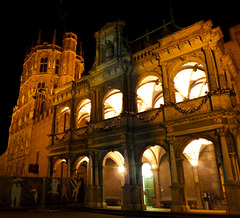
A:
1 0 240 154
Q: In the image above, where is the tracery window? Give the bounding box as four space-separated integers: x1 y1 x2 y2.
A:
77 99 91 128
103 89 123 119
137 76 164 113
40 57 48 72
174 62 208 103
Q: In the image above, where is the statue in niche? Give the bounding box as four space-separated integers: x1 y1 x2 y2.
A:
105 40 114 60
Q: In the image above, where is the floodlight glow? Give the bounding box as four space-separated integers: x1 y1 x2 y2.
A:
118 166 125 173
142 163 153 178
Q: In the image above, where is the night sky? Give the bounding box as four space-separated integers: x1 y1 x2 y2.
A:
1 0 240 155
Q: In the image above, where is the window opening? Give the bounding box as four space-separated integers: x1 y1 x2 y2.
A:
40 57 48 72
137 76 163 113
103 89 123 119
77 99 91 128
174 62 208 103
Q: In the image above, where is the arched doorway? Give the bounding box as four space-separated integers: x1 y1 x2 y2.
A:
141 145 171 209
53 159 68 178
74 156 89 190
183 138 225 210
102 151 125 207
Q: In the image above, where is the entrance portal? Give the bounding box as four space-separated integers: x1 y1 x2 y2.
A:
102 151 125 207
142 163 154 206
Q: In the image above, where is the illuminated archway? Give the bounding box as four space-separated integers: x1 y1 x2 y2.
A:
77 99 91 128
57 106 71 133
102 151 125 207
53 158 67 178
137 76 164 112
174 62 208 103
103 89 123 119
183 138 225 209
74 156 89 190
141 145 171 208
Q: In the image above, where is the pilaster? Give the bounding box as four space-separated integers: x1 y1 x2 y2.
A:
218 128 240 214
168 137 190 212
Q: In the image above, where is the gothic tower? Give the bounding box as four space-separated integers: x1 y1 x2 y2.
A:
4 32 84 177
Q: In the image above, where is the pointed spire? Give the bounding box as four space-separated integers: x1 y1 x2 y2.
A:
37 30 42 45
52 29 56 45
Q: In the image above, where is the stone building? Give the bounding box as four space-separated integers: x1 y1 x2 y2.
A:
2 20 240 214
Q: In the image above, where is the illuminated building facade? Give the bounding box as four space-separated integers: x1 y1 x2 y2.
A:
2 20 240 214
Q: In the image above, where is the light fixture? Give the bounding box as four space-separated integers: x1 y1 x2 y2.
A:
118 166 125 173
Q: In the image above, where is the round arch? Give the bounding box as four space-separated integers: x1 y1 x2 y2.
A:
52 158 67 178
168 57 207 83
102 150 125 207
76 99 91 128
56 106 71 133
73 156 89 172
140 145 171 208
135 74 164 112
177 133 219 157
103 89 123 119
180 136 225 209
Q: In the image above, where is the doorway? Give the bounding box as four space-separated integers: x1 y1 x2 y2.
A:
142 163 154 206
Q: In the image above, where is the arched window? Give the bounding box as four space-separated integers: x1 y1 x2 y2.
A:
77 99 91 128
40 57 48 72
174 62 208 103
137 76 164 113
103 89 123 119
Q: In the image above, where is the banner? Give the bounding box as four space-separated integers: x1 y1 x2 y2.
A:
0 177 85 208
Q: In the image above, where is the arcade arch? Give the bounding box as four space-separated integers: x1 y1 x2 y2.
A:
174 62 208 103
103 89 123 119
137 76 164 112
141 145 171 208
182 138 225 209
102 151 125 207
57 106 71 133
52 158 68 178
74 156 89 191
76 99 91 128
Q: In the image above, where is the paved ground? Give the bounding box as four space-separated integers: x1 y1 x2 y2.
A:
0 208 238 218
0 210 123 218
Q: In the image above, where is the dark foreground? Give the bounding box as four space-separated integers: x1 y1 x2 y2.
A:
0 207 240 218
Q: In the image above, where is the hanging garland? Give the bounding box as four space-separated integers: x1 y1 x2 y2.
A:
47 88 235 141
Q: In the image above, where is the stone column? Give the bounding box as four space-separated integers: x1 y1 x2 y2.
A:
122 145 134 210
152 168 161 208
218 129 240 214
168 138 190 212
94 150 102 208
192 166 204 209
85 151 94 208
229 153 239 182
232 130 240 169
